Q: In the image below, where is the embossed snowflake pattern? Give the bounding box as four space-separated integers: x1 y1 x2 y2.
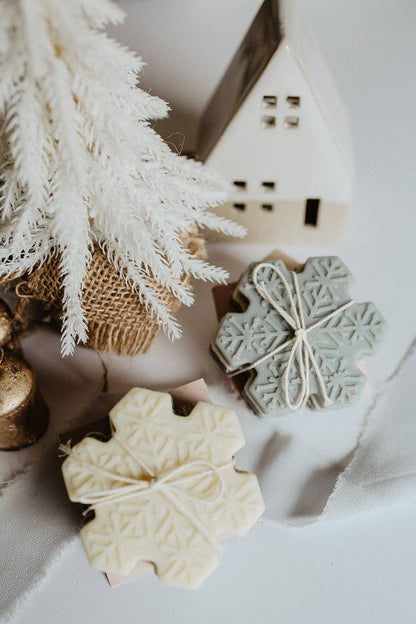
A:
251 352 302 413
322 359 365 404
61 388 264 589
215 309 290 368
303 256 351 311
212 257 387 416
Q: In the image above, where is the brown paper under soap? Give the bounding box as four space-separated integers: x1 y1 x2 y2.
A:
60 378 213 586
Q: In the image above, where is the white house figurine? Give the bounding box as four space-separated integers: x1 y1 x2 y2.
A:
197 0 353 243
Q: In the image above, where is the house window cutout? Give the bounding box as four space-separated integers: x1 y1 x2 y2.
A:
261 115 276 129
262 95 277 108
284 116 299 128
287 96 301 108
233 180 247 190
233 203 246 211
262 181 275 191
304 198 320 226
261 203 273 212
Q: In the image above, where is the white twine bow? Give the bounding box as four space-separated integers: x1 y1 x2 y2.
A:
229 262 355 410
60 434 234 554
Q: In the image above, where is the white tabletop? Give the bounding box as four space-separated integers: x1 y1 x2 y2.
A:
3 1 416 622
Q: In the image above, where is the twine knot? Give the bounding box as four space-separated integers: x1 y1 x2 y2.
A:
294 327 307 341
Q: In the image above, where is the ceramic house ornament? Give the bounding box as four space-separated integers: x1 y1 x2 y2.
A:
211 257 386 416
197 0 353 243
61 388 264 589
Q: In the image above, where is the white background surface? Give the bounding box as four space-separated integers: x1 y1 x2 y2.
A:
2 0 416 622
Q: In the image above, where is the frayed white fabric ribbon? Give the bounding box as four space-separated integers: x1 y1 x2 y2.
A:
60 434 234 554
229 262 355 410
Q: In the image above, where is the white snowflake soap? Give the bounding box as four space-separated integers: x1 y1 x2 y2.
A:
211 257 387 416
61 388 264 589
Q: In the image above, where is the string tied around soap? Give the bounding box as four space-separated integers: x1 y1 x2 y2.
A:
59 434 234 555
228 262 355 410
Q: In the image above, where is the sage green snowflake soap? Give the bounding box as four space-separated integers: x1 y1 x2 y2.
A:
61 388 264 589
211 257 387 416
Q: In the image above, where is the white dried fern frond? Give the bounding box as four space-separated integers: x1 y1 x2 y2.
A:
0 0 245 355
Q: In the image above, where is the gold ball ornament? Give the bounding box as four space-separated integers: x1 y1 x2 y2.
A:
0 350 49 451
0 301 49 450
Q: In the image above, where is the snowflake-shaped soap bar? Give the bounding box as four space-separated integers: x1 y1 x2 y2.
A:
211 257 386 416
61 388 264 589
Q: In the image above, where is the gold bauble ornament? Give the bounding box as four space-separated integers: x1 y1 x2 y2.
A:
0 350 49 451
0 302 49 450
